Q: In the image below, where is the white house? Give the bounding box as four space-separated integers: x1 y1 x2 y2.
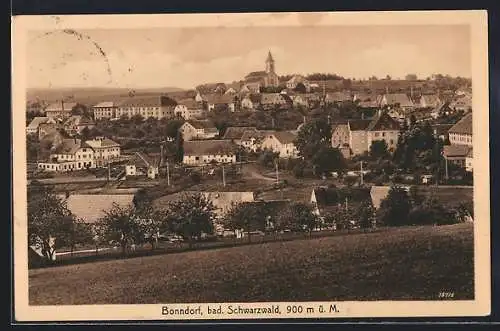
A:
116 96 177 120
174 99 205 120
63 115 96 136
286 75 311 92
448 113 472 146
260 131 299 158
26 117 56 135
125 152 160 179
179 120 219 141
182 140 237 166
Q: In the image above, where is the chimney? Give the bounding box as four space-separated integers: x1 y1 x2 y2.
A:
61 100 64 111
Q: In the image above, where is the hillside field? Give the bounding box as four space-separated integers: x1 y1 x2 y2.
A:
29 223 474 305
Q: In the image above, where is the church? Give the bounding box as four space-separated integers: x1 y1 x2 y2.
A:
244 51 280 88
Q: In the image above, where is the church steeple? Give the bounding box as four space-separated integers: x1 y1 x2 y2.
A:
265 50 275 74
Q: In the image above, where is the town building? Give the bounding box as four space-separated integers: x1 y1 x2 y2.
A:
125 152 160 179
84 137 121 167
182 140 237 165
37 138 95 172
449 94 472 112
448 113 472 146
179 120 219 141
260 93 289 110
417 94 441 108
116 96 177 120
260 131 299 158
325 91 353 105
244 51 280 88
378 93 414 112
44 101 77 119
222 127 258 145
205 94 236 112
92 101 119 120
174 99 205 120
286 75 311 92
26 117 56 135
331 112 400 157
62 115 96 136
241 94 262 110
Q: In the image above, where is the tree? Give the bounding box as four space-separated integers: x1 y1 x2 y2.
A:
311 146 346 177
166 193 216 248
99 202 139 256
294 82 307 93
370 140 389 159
80 126 91 141
279 203 318 234
27 187 73 262
164 119 184 139
60 217 94 256
258 150 279 168
295 118 332 161
226 202 266 243
357 200 376 230
378 186 412 226
385 74 392 80
405 74 418 81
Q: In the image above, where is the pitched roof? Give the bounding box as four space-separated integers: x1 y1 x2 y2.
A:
177 98 200 109
245 71 267 78
85 137 120 148
325 91 352 102
223 127 258 140
27 117 49 129
419 94 440 106
370 186 391 209
443 144 473 158
61 194 135 223
244 93 262 103
287 75 308 84
348 119 372 131
185 119 217 130
383 93 414 107
63 115 95 127
52 138 86 155
183 140 237 156
366 113 400 131
127 152 160 168
118 96 163 107
205 94 234 104
240 130 266 142
449 113 472 135
266 131 297 144
45 102 77 112
93 101 118 108
261 93 284 105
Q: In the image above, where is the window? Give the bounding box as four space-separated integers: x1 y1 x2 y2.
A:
390 139 394 145
382 132 386 137
195 156 200 161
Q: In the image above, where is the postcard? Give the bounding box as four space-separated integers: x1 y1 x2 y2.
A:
12 10 490 321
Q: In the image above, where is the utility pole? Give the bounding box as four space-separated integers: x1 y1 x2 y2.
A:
345 197 348 212
275 159 279 185
166 158 170 186
108 162 111 182
445 157 449 182
360 161 364 186
222 165 226 187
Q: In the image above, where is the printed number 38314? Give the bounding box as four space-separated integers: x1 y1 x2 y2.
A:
438 292 455 298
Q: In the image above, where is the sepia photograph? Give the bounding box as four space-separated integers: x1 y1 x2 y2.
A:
12 11 490 321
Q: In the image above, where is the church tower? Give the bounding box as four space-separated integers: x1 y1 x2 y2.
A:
265 51 275 74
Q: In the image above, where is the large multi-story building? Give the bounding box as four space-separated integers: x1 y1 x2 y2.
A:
443 113 473 172
37 138 96 172
44 101 77 119
92 102 119 120
115 96 177 120
84 137 121 167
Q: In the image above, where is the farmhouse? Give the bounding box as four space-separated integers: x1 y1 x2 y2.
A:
174 99 205 120
222 126 258 145
26 117 56 135
241 94 262 110
62 194 136 224
125 152 160 179
325 91 353 104
182 140 237 165
443 145 473 172
205 94 236 112
449 94 472 112
63 115 96 136
378 93 414 112
260 131 299 158
448 113 472 146
417 94 441 108
179 120 219 141
260 93 289 110
240 130 266 152
286 75 311 92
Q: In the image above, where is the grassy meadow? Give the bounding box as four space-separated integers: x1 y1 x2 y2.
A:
29 223 474 305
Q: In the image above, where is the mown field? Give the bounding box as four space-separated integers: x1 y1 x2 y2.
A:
29 223 474 305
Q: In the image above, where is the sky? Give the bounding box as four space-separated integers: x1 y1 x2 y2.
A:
27 24 471 89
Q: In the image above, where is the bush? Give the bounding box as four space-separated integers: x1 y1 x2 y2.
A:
408 200 457 226
190 172 201 184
